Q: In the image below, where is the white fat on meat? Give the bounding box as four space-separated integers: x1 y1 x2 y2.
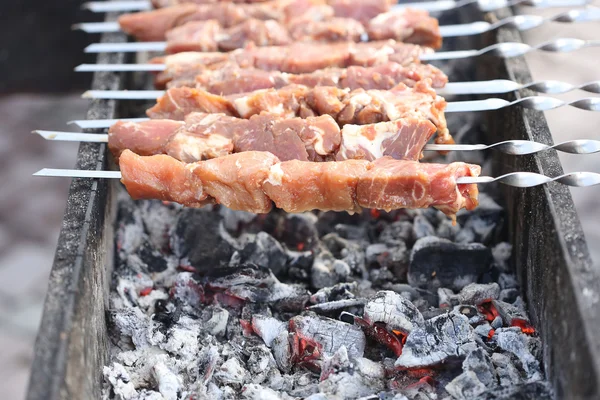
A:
338 123 399 160
265 163 284 186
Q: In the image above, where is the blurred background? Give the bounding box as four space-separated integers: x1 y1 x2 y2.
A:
0 2 598 399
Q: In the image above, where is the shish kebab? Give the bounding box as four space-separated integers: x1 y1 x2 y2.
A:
77 6 600 51
81 0 594 13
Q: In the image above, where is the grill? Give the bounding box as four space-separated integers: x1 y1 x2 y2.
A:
26 3 600 400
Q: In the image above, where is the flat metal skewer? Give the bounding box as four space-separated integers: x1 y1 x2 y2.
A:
81 79 600 98
34 131 600 156
33 168 600 187
81 0 593 13
75 8 600 39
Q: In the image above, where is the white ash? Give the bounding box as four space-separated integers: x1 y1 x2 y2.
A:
103 194 548 400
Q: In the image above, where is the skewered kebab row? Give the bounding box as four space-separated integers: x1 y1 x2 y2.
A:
152 40 436 88
161 8 441 53
119 149 480 217
109 113 437 163
119 0 441 48
185 62 448 94
145 80 453 145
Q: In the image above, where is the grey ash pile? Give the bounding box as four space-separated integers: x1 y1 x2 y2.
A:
102 186 551 399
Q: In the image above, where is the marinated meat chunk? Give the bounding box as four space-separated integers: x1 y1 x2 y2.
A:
367 9 442 49
108 120 184 158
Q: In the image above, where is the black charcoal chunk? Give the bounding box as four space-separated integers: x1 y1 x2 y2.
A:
310 282 357 304
363 291 424 334
494 328 543 381
412 215 435 239
491 353 522 387
408 237 493 291
236 232 288 276
395 312 477 368
284 213 320 250
446 370 488 399
478 381 553 400
171 209 233 270
137 240 168 273
379 221 413 245
492 300 530 326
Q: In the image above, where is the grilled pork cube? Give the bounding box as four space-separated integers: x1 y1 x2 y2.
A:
367 9 442 49
119 150 210 207
328 0 392 23
108 120 184 158
356 158 481 218
118 151 481 217
263 159 370 213
165 20 221 53
336 118 436 161
165 19 292 53
147 80 451 144
191 151 278 213
288 17 365 43
118 4 200 41
188 62 448 93
153 41 433 87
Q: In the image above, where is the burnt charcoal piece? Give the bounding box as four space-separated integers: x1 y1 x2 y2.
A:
478 381 553 400
493 328 543 382
171 208 234 270
458 283 501 305
236 232 288 276
395 312 477 368
379 221 414 246
280 213 320 250
137 240 168 273
408 237 493 292
290 313 366 360
310 282 358 304
412 215 435 240
492 300 530 327
362 291 424 335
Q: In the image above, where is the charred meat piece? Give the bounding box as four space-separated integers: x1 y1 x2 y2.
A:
367 9 442 49
108 113 435 163
153 40 433 87
146 80 450 145
119 150 480 217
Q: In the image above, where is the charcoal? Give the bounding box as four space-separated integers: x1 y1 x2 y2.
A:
203 306 230 337
320 346 351 381
171 272 204 305
242 384 294 400
438 288 459 308
369 267 396 287
171 208 234 270
412 215 435 240
286 249 314 274
214 357 248 387
282 213 320 250
310 282 357 304
454 227 476 244
322 233 367 275
498 273 518 290
492 300 530 327
366 243 388 265
251 315 287 347
463 349 497 386
499 288 520 304
103 363 137 399
139 201 178 251
436 218 461 241
458 283 500 305
136 240 169 273
478 381 553 400
492 242 512 272
272 330 293 373
446 370 487 399
235 232 288 276
308 298 366 313
374 243 409 280
152 362 181 400
312 251 342 289
379 221 413 245
219 207 257 232
197 345 221 385
290 313 366 360
363 291 424 334
395 312 477 368
491 353 522 387
385 284 419 301
461 215 497 245
456 193 503 228
494 328 542 381
491 316 503 330
474 322 493 339
246 345 282 386
408 237 493 292
334 223 368 241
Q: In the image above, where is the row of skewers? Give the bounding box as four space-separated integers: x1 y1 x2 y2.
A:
35 0 600 220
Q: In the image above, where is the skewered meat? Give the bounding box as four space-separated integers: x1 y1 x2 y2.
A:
120 1 444 45
153 0 271 7
119 150 480 217
108 113 436 163
152 40 433 87
165 19 292 53
185 62 447 95
146 80 451 145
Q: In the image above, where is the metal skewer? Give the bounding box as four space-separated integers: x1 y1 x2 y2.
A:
75 8 600 39
81 79 600 98
81 0 594 13
34 131 600 156
32 168 600 187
